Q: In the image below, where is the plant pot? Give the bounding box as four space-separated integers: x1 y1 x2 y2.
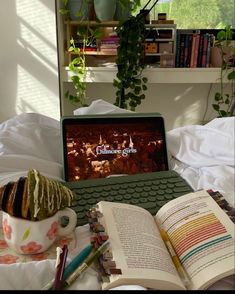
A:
68 0 93 21
210 46 232 67
114 0 132 21
94 0 116 21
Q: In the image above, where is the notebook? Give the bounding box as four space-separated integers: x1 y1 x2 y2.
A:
61 113 193 226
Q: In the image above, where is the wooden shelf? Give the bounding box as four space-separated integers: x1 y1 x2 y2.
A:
61 67 224 84
66 51 117 56
64 20 120 27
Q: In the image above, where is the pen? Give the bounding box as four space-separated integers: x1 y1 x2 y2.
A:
41 243 93 290
52 245 68 290
62 243 93 280
63 240 110 289
160 229 191 288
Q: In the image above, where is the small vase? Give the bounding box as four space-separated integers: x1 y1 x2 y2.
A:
68 0 93 21
210 46 232 67
94 0 116 21
114 0 132 21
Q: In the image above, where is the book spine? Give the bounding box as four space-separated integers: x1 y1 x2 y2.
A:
190 33 197 68
183 34 189 67
192 34 200 68
175 31 181 68
179 34 186 67
201 33 209 68
197 34 204 67
206 34 212 68
186 34 193 68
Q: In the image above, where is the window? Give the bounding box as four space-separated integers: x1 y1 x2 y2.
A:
138 0 235 29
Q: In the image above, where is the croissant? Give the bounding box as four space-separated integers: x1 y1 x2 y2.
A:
0 169 74 221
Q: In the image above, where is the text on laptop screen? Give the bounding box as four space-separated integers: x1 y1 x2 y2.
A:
63 116 169 181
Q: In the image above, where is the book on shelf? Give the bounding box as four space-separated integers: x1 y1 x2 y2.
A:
190 33 200 68
87 190 235 290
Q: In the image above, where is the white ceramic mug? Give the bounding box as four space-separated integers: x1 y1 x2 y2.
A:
2 208 77 255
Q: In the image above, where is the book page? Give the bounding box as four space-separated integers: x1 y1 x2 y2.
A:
97 201 185 290
155 190 235 290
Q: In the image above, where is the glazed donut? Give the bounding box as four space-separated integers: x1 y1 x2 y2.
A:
0 169 74 221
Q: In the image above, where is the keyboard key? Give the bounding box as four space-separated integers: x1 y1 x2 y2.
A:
139 202 156 210
123 194 132 200
165 189 173 194
173 187 192 193
143 187 151 192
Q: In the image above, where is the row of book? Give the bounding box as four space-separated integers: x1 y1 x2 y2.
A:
73 30 218 68
73 34 119 54
99 35 119 54
175 31 215 68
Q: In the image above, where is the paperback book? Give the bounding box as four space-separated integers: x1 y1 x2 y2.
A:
87 190 235 290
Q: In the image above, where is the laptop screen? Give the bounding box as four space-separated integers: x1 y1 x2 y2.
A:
62 114 169 182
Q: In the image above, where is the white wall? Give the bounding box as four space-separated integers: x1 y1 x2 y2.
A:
0 0 60 123
62 82 218 131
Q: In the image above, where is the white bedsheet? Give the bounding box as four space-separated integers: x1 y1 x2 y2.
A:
0 100 234 290
167 116 235 208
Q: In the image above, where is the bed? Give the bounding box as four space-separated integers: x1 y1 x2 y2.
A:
0 100 234 290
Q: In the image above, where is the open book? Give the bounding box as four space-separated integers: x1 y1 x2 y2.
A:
87 190 235 290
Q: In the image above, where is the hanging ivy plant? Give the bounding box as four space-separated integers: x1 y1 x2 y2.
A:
212 25 235 117
65 26 102 106
113 13 148 111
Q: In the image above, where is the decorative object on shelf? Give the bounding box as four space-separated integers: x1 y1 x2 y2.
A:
94 0 117 22
114 0 132 21
68 0 93 21
59 0 93 20
113 0 158 111
211 25 235 117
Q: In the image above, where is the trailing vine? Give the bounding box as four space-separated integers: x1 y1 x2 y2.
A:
212 25 235 117
65 26 101 106
113 13 148 111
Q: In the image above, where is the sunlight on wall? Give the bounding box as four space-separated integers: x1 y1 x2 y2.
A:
174 100 201 129
16 65 59 113
15 0 60 120
174 86 193 102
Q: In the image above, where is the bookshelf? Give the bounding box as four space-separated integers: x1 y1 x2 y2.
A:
60 20 225 84
63 21 177 68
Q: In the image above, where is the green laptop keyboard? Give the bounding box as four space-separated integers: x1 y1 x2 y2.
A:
65 170 193 226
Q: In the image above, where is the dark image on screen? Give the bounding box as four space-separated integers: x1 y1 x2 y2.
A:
64 120 168 181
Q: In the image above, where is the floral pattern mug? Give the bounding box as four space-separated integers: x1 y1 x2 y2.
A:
2 208 77 255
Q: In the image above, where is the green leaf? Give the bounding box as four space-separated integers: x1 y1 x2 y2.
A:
227 70 235 80
212 104 220 111
59 8 69 15
22 227 31 241
220 110 228 117
214 92 222 101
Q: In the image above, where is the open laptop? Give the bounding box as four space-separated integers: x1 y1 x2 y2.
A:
61 113 193 226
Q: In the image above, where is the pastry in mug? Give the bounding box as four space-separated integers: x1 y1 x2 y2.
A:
0 169 74 221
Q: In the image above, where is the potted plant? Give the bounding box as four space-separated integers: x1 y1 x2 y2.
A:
59 0 93 21
211 25 235 117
